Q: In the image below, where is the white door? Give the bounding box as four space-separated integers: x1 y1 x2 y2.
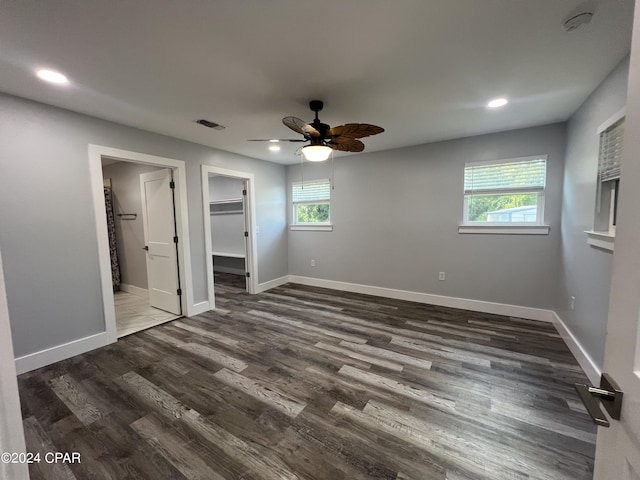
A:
140 169 181 315
593 5 640 477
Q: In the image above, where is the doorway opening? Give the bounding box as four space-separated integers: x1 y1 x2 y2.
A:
201 165 258 309
89 146 194 344
102 162 182 337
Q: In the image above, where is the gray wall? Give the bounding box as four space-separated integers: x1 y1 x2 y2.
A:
287 123 566 309
102 161 164 290
556 56 630 370
0 93 287 358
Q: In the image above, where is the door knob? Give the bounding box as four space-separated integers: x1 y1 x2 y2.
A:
142 246 149 251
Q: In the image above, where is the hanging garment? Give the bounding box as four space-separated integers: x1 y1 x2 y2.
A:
104 187 121 291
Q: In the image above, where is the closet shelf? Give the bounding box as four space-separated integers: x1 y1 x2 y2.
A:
209 198 243 215
212 252 246 259
210 198 242 204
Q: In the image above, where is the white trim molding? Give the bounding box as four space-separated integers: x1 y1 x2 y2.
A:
290 224 334 231
118 283 149 300
459 225 550 235
288 275 555 323
585 230 615 252
213 266 246 276
191 301 212 317
256 275 290 293
552 312 601 385
15 332 110 375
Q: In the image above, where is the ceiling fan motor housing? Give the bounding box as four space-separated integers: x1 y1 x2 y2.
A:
309 100 324 113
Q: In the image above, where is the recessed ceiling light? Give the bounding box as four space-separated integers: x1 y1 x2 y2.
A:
36 69 69 85
269 139 280 143
268 145 281 152
487 98 508 108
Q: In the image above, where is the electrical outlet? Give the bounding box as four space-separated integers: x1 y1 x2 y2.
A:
570 296 576 310
311 259 316 267
255 225 260 234
439 272 445 281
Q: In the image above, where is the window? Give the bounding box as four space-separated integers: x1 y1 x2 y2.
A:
460 155 548 233
291 179 331 230
587 109 625 251
597 115 624 234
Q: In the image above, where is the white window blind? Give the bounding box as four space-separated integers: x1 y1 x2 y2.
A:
292 180 330 204
598 118 625 182
464 157 547 194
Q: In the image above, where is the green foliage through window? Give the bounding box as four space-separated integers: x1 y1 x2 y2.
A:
296 203 330 223
467 193 537 222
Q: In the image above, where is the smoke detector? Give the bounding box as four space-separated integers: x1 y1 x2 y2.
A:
563 11 593 32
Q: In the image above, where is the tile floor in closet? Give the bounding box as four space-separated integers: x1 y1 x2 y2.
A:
115 291 180 337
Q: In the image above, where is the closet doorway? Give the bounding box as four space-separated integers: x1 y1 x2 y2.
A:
202 165 258 309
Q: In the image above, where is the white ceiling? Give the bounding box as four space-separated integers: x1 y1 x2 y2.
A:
0 0 634 165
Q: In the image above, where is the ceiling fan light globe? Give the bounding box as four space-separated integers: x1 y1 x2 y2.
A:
302 145 332 162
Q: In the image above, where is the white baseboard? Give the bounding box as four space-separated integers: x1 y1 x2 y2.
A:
15 332 111 375
190 300 211 316
256 275 290 293
214 266 246 276
119 283 148 300
288 275 554 323
552 312 601 385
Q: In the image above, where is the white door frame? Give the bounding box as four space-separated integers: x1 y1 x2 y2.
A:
0 248 29 480
89 145 194 343
202 165 258 309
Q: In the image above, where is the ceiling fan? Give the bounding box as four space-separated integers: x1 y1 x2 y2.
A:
250 100 384 161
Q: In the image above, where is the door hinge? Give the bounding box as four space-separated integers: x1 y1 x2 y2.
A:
177 288 182 296
242 189 247 196
169 180 175 189
245 272 251 278
244 231 249 237
173 236 179 243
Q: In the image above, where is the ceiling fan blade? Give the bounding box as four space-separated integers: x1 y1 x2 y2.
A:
328 137 365 152
248 139 306 142
327 123 384 139
282 116 320 137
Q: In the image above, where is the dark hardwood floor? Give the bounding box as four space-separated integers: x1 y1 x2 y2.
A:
18 274 596 479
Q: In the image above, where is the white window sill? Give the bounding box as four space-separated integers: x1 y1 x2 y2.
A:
290 224 333 232
585 231 615 252
458 225 550 235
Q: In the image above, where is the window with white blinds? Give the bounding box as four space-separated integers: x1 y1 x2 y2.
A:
598 117 625 182
292 179 331 225
590 110 625 240
462 155 547 225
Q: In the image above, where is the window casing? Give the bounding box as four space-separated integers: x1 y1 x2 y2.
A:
462 155 547 227
596 115 624 235
291 179 331 226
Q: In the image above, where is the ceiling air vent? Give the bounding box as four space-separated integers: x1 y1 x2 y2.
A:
196 119 226 130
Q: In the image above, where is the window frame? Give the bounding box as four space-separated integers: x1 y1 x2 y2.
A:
459 155 549 235
290 179 333 231
586 107 625 251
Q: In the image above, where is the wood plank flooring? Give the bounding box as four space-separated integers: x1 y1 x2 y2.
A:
18 273 596 479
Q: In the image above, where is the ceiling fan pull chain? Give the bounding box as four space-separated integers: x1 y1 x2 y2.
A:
331 150 335 190
300 152 304 189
